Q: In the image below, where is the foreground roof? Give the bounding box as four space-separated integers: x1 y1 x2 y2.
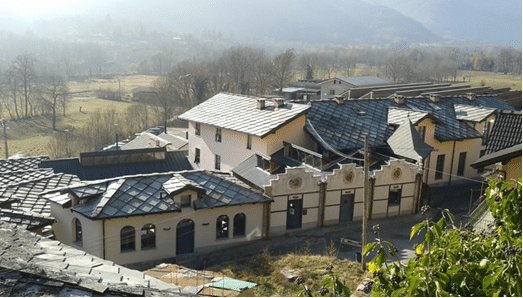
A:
178 92 310 138
0 155 49 173
44 171 272 220
305 96 512 153
0 173 80 216
0 208 55 231
0 221 186 296
485 110 522 155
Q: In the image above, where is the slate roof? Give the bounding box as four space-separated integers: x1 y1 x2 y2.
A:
232 155 278 189
44 171 272 220
0 221 186 296
158 132 189 150
387 119 433 161
39 150 193 181
387 107 440 126
485 110 522 154
121 132 188 151
328 76 394 87
454 104 496 122
305 96 512 153
0 155 49 173
0 168 55 187
178 93 310 138
0 208 55 232
0 173 80 216
471 144 522 169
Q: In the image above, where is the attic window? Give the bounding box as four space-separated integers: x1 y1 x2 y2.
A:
354 108 366 116
180 194 191 207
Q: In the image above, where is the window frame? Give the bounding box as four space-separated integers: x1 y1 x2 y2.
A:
388 188 402 206
74 218 82 245
233 213 246 237
195 122 200 136
215 127 222 142
435 154 445 180
194 148 200 163
141 224 156 250
457 152 467 176
417 126 426 142
215 154 221 170
246 134 252 150
180 194 192 207
216 215 229 239
120 226 136 252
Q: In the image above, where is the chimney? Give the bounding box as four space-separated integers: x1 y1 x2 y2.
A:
274 99 285 108
466 93 476 101
429 94 441 103
334 96 345 105
393 94 405 105
257 99 266 109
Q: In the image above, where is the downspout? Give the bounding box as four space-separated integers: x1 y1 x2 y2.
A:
448 140 457 185
102 219 106 259
317 181 327 228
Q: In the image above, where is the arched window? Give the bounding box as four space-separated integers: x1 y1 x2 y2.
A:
141 224 156 249
233 213 246 237
120 226 135 252
74 218 82 245
216 215 229 239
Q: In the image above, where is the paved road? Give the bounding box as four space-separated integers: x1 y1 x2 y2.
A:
134 182 481 271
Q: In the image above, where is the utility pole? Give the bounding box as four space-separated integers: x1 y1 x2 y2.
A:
361 134 369 270
1 119 8 159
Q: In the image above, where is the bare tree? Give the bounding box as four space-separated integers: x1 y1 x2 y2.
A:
41 72 68 130
11 54 37 118
273 49 296 93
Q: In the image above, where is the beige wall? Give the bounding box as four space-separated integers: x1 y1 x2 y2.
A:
265 167 322 235
372 160 419 219
51 190 265 266
417 115 493 186
186 115 314 172
320 80 350 99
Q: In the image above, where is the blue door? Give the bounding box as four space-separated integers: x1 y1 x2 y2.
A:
287 199 303 229
176 219 194 255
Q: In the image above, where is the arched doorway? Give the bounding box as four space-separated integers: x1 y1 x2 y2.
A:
176 219 194 255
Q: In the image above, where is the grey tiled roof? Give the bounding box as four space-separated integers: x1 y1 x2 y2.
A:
387 119 433 161
0 208 55 231
178 93 310 138
387 107 440 126
232 155 278 189
158 132 189 150
335 76 394 87
121 132 171 150
0 173 80 216
305 96 512 153
0 155 49 173
454 104 496 122
485 110 522 154
45 171 272 219
471 144 522 168
182 171 272 209
0 168 55 187
0 221 185 296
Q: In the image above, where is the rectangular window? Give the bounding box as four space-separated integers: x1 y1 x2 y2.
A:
457 152 467 176
417 126 426 142
215 128 222 142
180 194 191 207
195 122 200 136
329 89 335 95
215 154 221 170
246 135 252 150
435 154 445 180
482 121 490 145
194 148 200 163
388 189 402 205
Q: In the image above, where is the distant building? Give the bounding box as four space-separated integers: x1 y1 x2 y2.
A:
320 76 395 99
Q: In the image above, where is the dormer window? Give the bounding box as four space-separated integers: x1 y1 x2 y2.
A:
180 194 191 207
215 128 222 142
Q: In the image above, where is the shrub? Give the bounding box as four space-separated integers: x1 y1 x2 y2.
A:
364 178 522 296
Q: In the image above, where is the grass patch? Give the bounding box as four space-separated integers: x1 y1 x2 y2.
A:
209 250 369 297
456 70 521 90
